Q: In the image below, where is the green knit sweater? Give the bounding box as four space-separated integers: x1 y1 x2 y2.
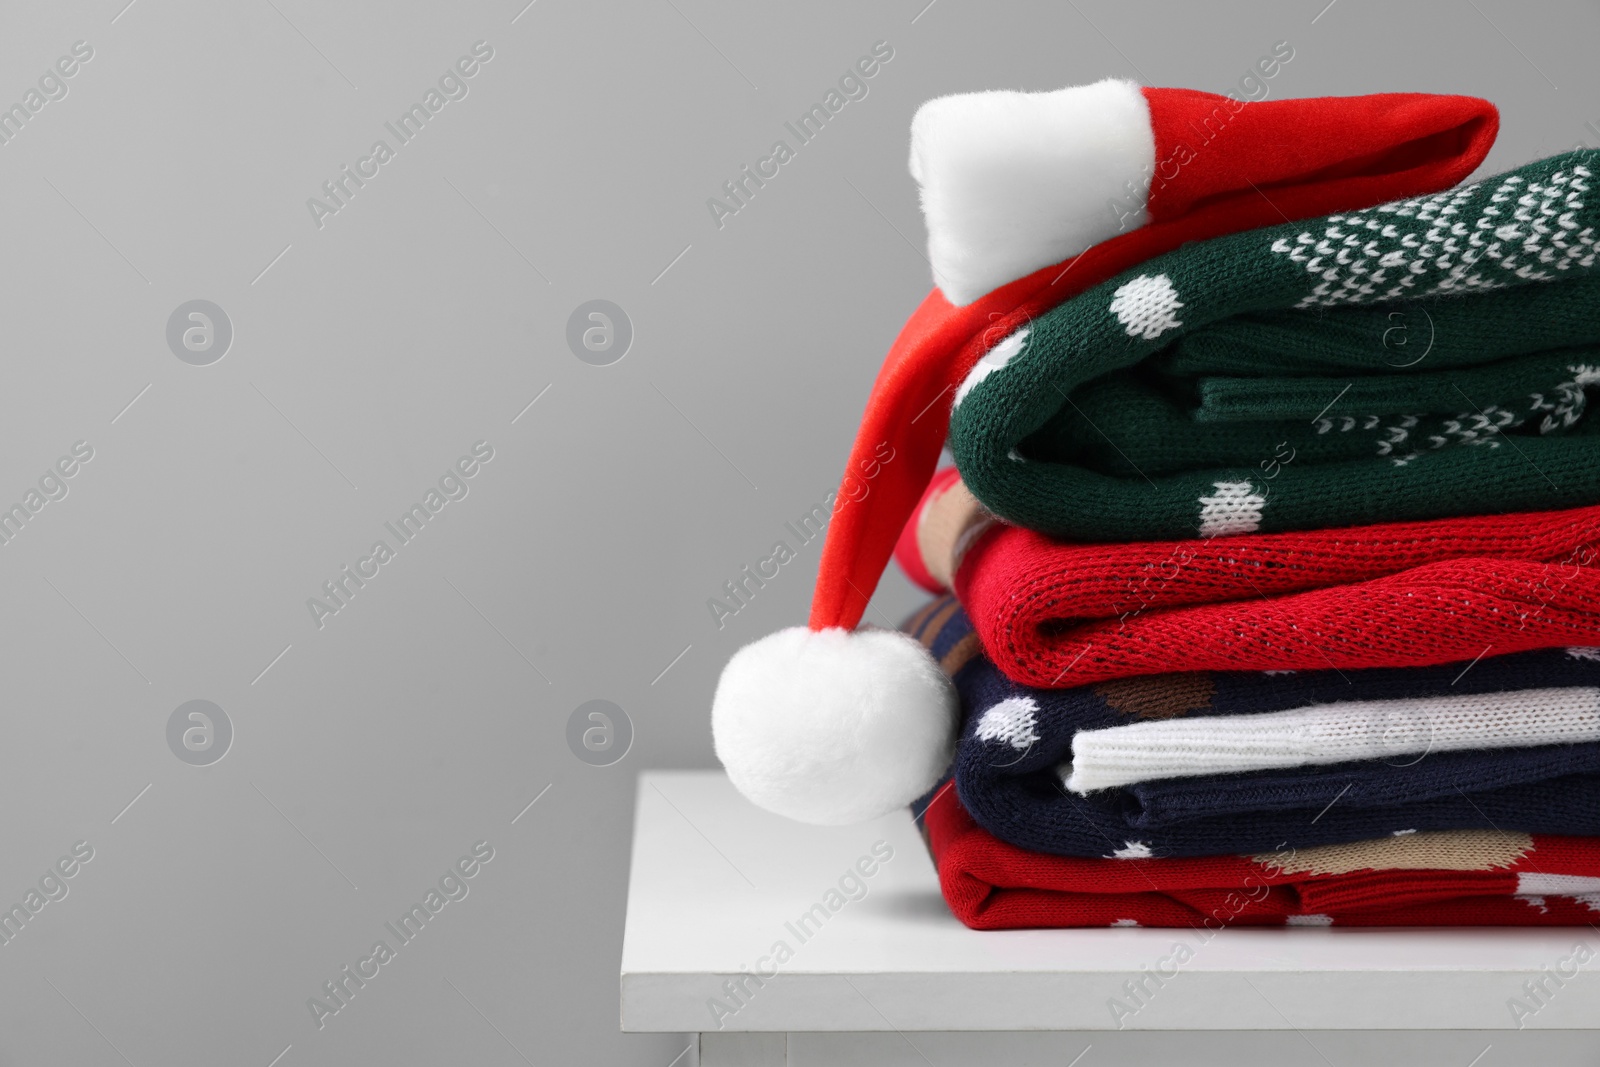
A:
948 152 1600 541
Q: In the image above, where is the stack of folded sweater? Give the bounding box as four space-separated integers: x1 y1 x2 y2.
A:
711 80 1600 929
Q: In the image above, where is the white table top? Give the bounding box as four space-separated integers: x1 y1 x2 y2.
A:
621 770 1600 1033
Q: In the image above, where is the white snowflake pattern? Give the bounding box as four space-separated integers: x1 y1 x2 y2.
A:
1531 364 1600 433
1197 480 1266 536
974 696 1041 750
952 328 1029 409
1516 873 1600 895
1312 385 1595 465
1269 165 1597 309
1109 274 1185 340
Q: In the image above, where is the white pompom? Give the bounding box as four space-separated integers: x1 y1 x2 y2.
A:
712 626 958 825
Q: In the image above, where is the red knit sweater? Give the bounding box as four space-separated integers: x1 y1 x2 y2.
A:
899 472 1600 687
922 786 1600 929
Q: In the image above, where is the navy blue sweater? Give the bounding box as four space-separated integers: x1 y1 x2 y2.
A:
909 598 1600 859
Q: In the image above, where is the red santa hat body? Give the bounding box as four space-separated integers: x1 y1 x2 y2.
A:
713 79 1499 825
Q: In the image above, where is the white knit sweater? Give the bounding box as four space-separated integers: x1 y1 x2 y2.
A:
1061 687 1600 793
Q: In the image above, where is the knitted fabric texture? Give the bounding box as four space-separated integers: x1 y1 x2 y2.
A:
946 152 1600 542
906 597 1600 859
1066 687 1600 792
904 473 1600 685
920 790 1600 929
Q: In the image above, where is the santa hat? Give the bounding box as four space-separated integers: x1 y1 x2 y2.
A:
712 79 1498 825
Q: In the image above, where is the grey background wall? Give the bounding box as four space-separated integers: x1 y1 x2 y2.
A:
0 0 1593 1063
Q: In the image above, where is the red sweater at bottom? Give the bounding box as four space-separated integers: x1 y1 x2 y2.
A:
922 785 1600 929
